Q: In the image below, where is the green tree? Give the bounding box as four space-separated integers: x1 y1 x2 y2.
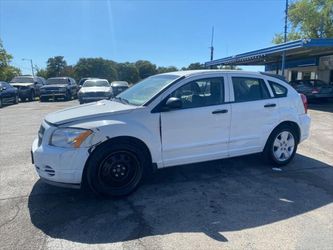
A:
273 0 333 43
135 60 157 79
46 56 68 77
0 40 21 81
75 58 117 82
185 62 206 70
157 66 178 73
117 62 139 83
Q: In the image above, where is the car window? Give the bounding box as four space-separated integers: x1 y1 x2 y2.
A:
170 77 224 109
268 80 288 97
232 77 270 102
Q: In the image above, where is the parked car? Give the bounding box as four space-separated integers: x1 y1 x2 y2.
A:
289 79 333 100
40 77 78 101
31 70 310 197
10 75 45 101
78 79 112 104
0 81 19 108
78 77 99 90
110 81 129 96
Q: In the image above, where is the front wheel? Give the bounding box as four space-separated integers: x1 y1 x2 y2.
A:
85 142 149 197
65 91 71 101
264 125 298 166
14 95 19 104
0 98 2 108
28 91 35 102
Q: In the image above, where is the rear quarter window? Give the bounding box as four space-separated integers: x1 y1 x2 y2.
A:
268 80 288 98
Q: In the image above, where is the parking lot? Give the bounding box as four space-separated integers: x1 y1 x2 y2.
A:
0 100 332 250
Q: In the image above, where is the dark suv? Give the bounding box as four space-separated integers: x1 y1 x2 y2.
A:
40 77 78 101
10 76 45 101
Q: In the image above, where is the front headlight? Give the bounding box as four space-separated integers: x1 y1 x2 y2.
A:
50 128 93 148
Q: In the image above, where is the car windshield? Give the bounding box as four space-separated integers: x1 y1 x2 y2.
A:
83 80 110 87
46 78 69 85
10 77 34 83
116 74 179 106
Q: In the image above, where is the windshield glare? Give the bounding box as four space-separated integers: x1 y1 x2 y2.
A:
83 80 110 87
10 77 34 83
117 74 179 106
46 78 69 85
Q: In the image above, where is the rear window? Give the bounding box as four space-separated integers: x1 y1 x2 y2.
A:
268 80 288 97
232 77 270 102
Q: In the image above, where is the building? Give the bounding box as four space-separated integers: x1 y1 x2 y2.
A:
205 38 333 84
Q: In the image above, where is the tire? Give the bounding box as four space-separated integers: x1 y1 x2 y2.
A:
264 125 298 166
14 95 19 104
40 97 47 102
0 98 2 108
28 90 35 102
85 141 150 197
65 91 71 101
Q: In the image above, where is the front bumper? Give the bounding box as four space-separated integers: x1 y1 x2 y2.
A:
299 114 311 142
31 137 89 187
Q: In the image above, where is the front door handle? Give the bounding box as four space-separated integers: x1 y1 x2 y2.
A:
264 103 276 108
212 109 228 114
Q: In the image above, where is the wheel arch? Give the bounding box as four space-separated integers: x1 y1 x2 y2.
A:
266 120 301 148
82 135 153 187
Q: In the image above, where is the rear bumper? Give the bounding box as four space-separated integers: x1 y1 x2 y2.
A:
299 114 311 142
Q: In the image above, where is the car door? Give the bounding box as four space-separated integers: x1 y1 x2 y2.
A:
227 73 279 157
160 76 231 167
2 83 13 103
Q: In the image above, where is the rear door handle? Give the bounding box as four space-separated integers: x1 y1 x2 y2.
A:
212 109 228 114
264 103 276 108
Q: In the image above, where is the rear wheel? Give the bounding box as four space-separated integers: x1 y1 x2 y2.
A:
85 141 149 197
264 125 298 166
28 90 35 101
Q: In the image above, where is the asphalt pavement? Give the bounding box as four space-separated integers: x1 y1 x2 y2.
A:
0 99 332 250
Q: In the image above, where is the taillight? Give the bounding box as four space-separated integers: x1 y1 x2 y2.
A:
300 94 308 113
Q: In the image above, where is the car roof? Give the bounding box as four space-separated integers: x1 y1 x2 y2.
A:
111 81 128 86
160 70 268 78
47 77 70 80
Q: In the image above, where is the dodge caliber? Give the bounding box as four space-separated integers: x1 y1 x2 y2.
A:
31 70 311 197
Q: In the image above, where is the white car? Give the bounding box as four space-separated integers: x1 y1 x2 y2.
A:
31 70 311 197
78 79 112 104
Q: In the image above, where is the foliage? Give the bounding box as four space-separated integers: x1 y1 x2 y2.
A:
183 62 206 70
117 63 140 83
135 60 157 79
273 0 333 43
0 40 21 81
74 58 117 82
157 66 178 73
46 56 68 78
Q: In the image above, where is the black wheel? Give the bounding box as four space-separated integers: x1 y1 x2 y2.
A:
40 97 47 102
264 125 298 166
85 141 150 197
14 95 19 104
28 90 35 101
65 91 71 101
79 100 84 104
0 98 2 108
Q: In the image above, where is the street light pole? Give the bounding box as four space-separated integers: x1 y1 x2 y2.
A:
281 0 288 77
22 58 34 77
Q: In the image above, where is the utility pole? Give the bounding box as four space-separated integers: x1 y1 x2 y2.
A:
22 58 35 77
209 26 214 69
281 0 288 77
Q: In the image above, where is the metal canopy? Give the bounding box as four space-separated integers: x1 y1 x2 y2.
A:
205 38 333 67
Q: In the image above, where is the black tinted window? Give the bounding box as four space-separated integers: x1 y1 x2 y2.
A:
232 77 270 102
268 80 288 97
170 77 224 109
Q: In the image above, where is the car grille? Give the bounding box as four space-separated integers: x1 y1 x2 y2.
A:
83 92 107 97
44 87 62 91
38 125 45 147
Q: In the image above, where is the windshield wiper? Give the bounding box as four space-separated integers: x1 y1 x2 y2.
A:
112 96 129 104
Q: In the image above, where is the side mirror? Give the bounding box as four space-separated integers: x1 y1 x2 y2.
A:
165 97 182 110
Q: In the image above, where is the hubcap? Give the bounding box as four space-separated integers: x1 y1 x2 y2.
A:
273 131 295 161
98 151 139 188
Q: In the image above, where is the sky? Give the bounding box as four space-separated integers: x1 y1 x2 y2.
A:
0 0 287 74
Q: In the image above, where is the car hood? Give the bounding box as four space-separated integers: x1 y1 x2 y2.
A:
10 82 33 87
42 84 68 88
45 100 137 125
80 87 111 93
